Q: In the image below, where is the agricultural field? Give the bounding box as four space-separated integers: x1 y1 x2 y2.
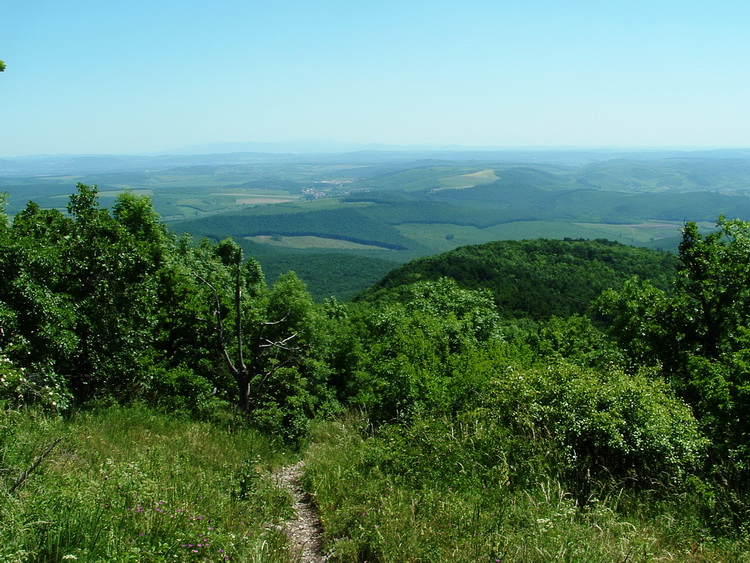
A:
4 149 750 299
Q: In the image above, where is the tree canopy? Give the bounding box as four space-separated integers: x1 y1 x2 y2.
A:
357 238 679 319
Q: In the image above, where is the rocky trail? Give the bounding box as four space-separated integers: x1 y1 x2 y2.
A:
272 461 327 562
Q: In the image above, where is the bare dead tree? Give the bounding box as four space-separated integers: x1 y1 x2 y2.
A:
194 262 299 411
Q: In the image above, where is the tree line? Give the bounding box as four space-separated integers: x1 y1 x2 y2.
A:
3 184 750 540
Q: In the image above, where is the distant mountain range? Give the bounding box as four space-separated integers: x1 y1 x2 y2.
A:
2 144 750 177
165 140 453 154
166 141 750 158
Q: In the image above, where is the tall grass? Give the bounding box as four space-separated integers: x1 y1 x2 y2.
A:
303 415 750 562
0 405 295 562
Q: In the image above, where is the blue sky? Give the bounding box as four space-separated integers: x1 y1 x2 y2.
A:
2 1 749 156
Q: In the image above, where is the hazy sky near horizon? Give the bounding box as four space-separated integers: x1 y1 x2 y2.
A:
2 1 750 157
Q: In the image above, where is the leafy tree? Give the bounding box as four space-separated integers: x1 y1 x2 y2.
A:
62 185 163 398
596 278 671 367
0 184 170 402
599 217 750 453
0 201 77 400
676 218 750 360
191 238 270 410
0 60 5 72
351 278 504 421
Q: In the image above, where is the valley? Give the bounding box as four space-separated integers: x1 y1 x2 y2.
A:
2 148 750 300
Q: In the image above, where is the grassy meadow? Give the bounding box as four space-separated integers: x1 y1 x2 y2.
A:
7 404 747 562
0 406 295 562
303 416 746 562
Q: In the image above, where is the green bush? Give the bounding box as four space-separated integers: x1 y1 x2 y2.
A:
146 365 220 418
483 361 707 498
248 366 315 443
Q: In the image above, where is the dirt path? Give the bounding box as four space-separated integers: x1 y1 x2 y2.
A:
272 460 327 562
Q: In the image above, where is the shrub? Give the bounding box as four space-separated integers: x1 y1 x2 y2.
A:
0 352 70 411
483 361 707 499
146 365 221 418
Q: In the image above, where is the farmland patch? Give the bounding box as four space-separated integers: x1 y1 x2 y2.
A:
247 235 395 250
211 192 300 205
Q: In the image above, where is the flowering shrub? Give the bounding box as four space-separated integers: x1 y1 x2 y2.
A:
0 352 71 411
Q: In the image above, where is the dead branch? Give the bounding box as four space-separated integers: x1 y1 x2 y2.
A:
10 436 64 493
259 333 299 351
193 272 238 376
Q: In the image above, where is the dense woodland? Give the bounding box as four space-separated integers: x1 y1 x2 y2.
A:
3 184 750 560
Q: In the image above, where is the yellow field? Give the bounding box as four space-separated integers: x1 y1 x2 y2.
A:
433 168 499 190
211 192 300 205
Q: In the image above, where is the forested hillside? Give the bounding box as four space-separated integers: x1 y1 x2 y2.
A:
357 238 679 319
3 185 750 560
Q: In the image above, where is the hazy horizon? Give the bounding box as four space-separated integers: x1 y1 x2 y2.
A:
3 1 750 157
5 141 750 162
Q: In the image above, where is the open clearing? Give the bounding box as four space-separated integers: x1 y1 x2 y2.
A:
433 168 500 190
51 189 154 198
211 192 300 205
574 221 698 242
247 235 392 250
396 221 617 251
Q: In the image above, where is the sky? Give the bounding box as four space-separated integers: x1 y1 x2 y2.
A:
2 0 750 157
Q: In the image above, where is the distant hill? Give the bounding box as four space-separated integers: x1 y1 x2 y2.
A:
356 239 679 319
241 242 400 302
4 151 749 302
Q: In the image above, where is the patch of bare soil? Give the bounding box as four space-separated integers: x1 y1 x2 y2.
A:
273 461 327 562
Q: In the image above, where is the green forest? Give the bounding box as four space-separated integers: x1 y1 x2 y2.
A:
3 184 750 560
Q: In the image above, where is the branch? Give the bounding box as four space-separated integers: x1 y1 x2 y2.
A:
261 313 290 327
259 332 298 351
234 258 246 373
10 437 64 493
193 273 238 376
